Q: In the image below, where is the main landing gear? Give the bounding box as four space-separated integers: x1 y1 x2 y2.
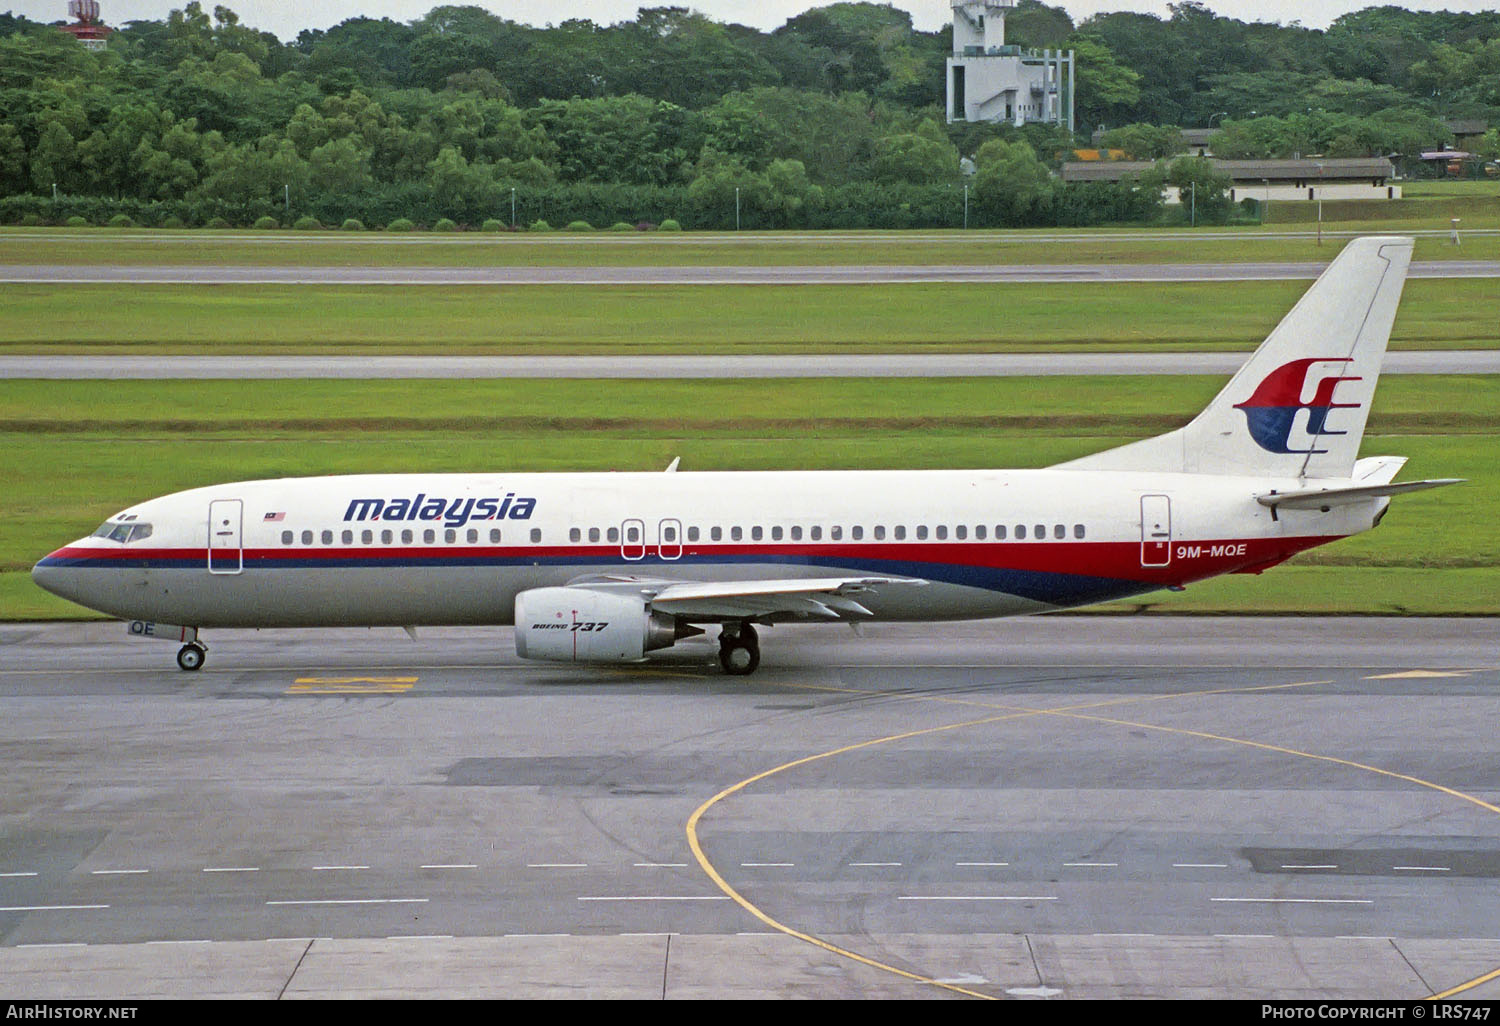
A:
176 641 207 672
718 622 760 676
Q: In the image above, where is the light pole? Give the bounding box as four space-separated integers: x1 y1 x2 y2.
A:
510 187 516 228
1315 162 1324 246
963 184 969 229
735 187 740 231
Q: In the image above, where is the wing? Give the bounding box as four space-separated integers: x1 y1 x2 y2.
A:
561 573 926 622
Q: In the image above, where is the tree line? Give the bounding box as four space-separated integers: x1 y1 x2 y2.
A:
1 2 1497 230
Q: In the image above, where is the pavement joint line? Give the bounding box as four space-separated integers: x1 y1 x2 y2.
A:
898 895 1059 901
1211 897 1373 904
576 895 731 901
266 898 427 906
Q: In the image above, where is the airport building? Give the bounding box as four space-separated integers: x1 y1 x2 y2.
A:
1061 157 1401 203
946 0 1075 131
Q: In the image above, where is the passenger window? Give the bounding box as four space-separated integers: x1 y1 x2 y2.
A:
996 525 1007 539
489 528 501 543
423 529 435 544
751 526 763 541
664 525 677 542
444 529 456 543
830 526 842 541
381 530 393 544
361 530 373 544
400 529 413 544
300 530 313 545
770 526 781 541
731 527 743 541
530 529 541 543
791 526 802 541
467 529 478 543
935 525 947 540
569 528 581 543
322 530 333 545
711 526 722 542
1075 524 1086 539
1035 524 1045 539
281 530 293 545
955 525 967 540
1054 524 1065 539
873 525 885 540
851 526 863 540
810 526 822 541
1015 525 1026 539
342 530 353 544
626 525 639 543
975 525 986 540
894 525 906 540
916 525 928 540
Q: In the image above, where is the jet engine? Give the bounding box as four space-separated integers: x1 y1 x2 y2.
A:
514 587 696 663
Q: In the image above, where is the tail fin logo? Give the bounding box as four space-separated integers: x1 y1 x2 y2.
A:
1234 358 1362 454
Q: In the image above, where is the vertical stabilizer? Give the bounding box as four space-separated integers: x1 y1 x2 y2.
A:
1055 236 1413 478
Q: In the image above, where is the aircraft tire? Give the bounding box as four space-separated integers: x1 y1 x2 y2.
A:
176 643 206 672
719 639 759 676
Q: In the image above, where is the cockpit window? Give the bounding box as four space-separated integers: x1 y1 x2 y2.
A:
92 521 152 543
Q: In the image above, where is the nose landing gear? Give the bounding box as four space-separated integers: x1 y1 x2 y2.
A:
176 641 207 672
718 622 760 676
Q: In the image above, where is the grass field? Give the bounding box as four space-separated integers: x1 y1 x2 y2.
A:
4 375 1493 620
1 277 1495 354
2 224 1498 268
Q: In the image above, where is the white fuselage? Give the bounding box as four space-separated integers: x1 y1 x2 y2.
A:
32 468 1373 628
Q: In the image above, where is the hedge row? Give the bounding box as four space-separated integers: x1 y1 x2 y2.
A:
1 179 1159 231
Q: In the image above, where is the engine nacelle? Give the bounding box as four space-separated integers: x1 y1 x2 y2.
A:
514 587 681 663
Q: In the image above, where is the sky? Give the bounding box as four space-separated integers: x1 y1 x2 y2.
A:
11 0 1500 40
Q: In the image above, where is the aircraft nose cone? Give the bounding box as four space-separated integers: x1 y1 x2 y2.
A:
31 549 79 603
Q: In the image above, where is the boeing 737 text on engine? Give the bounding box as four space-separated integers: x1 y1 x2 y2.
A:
32 237 1459 675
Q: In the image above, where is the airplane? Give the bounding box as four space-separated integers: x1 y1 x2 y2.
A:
32 235 1460 676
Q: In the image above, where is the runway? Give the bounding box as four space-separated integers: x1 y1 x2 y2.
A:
2 350 1496 380
3 260 1499 285
2 616 1497 999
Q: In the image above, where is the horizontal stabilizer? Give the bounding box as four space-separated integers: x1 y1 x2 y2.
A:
1256 478 1463 511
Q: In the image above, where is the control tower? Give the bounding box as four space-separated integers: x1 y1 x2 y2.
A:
58 0 113 50
946 1 1073 130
